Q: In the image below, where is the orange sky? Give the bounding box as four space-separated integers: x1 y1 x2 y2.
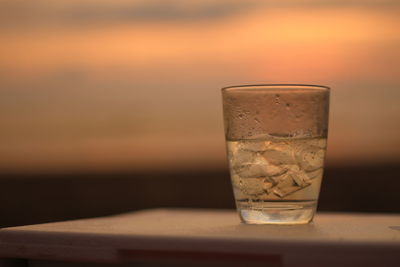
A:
0 2 399 172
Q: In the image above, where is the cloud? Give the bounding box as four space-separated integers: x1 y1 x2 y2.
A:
0 0 398 29
0 0 262 28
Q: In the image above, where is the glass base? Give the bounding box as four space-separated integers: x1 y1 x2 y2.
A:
237 200 317 224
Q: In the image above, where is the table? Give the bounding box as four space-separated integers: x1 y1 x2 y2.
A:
1 209 399 266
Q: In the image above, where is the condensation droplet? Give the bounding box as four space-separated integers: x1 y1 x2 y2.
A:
275 94 280 104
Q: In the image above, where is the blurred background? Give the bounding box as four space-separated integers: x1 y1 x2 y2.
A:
1 0 399 227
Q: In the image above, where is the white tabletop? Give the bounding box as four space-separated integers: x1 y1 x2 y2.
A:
1 209 399 266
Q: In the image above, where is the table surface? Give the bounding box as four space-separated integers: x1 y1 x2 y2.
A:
1 209 400 266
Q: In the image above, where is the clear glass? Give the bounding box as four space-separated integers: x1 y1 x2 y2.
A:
222 84 330 224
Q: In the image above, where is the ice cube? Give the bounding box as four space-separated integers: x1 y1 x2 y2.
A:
236 156 286 178
271 188 284 198
271 172 295 196
238 141 267 152
272 177 300 197
270 170 311 198
282 165 311 186
264 163 287 177
230 174 246 199
241 177 265 196
263 180 274 193
276 172 295 187
236 163 266 178
262 143 295 165
284 164 300 172
265 170 287 184
272 185 301 198
296 146 325 171
231 150 254 170
306 168 323 180
230 173 242 188
308 138 327 149
290 171 312 187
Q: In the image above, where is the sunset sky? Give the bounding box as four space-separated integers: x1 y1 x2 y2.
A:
0 0 399 172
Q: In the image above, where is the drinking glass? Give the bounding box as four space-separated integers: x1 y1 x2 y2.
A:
222 84 330 224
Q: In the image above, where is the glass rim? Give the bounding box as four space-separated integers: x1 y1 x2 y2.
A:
221 84 330 92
